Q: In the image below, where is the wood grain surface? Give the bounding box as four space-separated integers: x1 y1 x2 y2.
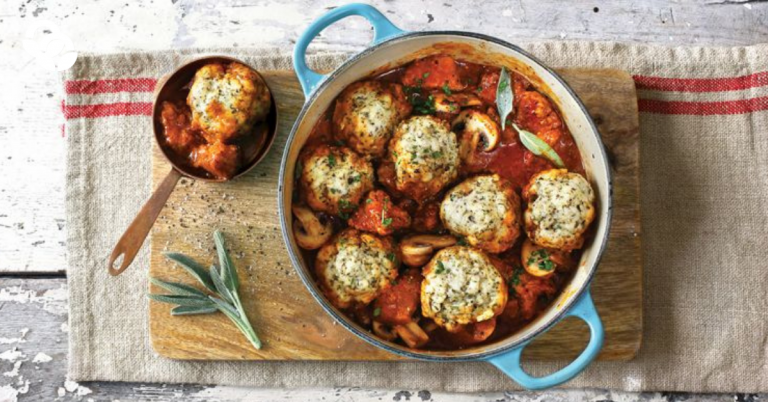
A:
148 68 641 362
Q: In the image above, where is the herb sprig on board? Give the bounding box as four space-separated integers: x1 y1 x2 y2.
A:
149 230 262 350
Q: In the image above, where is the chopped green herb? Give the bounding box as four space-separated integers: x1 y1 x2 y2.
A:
373 307 382 317
508 266 522 295
327 154 337 168
404 85 436 115
456 237 469 246
422 72 430 79
528 249 555 271
435 260 446 274
430 151 443 158
366 198 373 204
386 252 396 262
442 83 452 95
382 217 393 226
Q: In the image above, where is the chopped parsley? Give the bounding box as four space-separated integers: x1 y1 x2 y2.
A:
366 198 373 204
373 307 382 317
422 72 430 79
508 266 522 296
430 151 443 158
382 217 393 226
349 174 361 184
338 199 355 219
327 154 336 168
441 83 452 95
386 252 396 262
435 260 446 274
528 249 555 271
456 236 469 246
404 86 436 115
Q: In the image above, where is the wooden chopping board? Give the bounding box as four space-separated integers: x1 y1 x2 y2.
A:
149 68 642 361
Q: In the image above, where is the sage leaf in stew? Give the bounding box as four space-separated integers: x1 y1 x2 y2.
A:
150 230 263 350
496 67 514 130
514 123 566 168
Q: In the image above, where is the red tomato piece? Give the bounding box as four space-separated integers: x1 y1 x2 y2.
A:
411 202 441 233
511 272 558 320
161 101 202 154
451 317 497 346
349 190 411 235
373 269 423 326
515 91 565 147
402 55 466 91
190 141 241 179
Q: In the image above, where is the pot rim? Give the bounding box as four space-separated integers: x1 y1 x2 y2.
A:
278 30 614 361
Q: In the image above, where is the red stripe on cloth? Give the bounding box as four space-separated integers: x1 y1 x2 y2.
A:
638 96 768 115
64 78 157 94
63 102 153 119
634 72 768 92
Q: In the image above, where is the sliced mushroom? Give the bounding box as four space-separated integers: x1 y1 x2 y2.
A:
373 320 398 342
521 238 557 277
292 205 333 250
394 321 430 348
452 110 500 162
400 234 457 267
433 92 482 113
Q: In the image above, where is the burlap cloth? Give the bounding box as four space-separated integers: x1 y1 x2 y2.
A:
64 42 768 392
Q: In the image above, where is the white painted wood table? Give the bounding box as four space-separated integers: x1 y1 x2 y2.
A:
1 0 767 400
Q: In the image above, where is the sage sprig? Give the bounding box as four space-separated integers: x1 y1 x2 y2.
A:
149 230 262 350
514 123 566 168
496 66 514 130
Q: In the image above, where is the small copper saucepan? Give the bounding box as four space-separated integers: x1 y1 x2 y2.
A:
107 55 278 276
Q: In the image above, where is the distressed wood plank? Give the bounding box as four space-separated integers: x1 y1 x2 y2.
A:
0 278 756 401
148 68 641 362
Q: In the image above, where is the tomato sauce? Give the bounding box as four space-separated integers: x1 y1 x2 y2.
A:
298 54 587 351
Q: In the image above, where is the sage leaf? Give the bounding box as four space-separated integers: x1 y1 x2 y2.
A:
496 67 514 130
209 296 262 350
514 123 565 168
209 265 234 304
163 252 216 292
214 230 239 292
148 294 212 307
151 230 262 350
150 277 208 298
209 295 241 318
171 305 218 316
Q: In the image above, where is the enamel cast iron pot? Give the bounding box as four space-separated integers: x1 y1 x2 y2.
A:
278 3 611 390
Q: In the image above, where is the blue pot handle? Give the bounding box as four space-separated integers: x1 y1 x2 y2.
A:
293 3 405 97
487 289 604 390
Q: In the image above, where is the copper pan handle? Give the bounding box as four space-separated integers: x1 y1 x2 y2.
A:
107 168 182 276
